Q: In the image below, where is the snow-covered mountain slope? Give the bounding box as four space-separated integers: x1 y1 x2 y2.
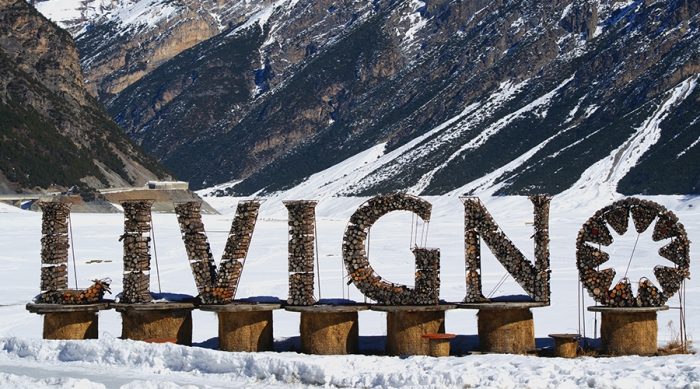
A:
92 0 700 197
60 0 278 96
31 0 118 34
31 0 700 197
199 72 692 205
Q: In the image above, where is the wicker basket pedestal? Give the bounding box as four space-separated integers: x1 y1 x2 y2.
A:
371 305 456 356
458 302 547 354
26 302 111 340
113 302 195 346
200 303 281 352
286 304 369 355
588 306 668 356
549 333 580 358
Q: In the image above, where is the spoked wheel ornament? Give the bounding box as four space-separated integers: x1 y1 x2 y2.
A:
576 198 690 307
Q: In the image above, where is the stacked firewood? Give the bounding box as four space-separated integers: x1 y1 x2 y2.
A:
530 195 552 286
40 264 67 291
288 273 316 305
653 265 688 300
57 279 111 304
175 202 216 293
36 202 111 304
120 200 154 303
121 235 151 271
576 197 691 307
607 278 636 307
36 279 112 304
175 201 260 304
463 228 486 302
189 259 216 290
343 193 440 305
413 248 440 303
36 203 71 303
461 195 552 304
637 277 663 307
208 262 243 302
284 201 317 306
347 193 432 229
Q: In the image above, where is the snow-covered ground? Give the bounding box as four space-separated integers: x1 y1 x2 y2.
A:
0 189 699 388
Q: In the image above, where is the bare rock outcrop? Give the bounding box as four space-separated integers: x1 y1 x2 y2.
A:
0 0 171 192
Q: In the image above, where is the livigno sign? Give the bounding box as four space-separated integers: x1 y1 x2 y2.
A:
35 194 690 308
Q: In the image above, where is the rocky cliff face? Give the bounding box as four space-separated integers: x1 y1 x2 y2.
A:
0 0 171 192
32 0 123 35
74 0 276 98
76 0 700 196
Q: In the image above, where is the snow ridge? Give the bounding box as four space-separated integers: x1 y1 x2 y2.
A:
562 76 699 204
408 76 575 194
339 80 531 195
2 337 699 388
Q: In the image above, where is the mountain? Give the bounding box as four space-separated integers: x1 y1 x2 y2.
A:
72 0 700 196
0 0 171 193
30 0 123 35
71 0 275 98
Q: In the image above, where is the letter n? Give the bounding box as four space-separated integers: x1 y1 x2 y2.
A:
462 195 552 304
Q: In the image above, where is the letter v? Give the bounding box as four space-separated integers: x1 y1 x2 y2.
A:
175 201 261 304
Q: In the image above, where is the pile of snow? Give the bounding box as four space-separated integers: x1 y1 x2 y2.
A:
0 337 699 388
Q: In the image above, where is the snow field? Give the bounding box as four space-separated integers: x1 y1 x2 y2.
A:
1 193 699 388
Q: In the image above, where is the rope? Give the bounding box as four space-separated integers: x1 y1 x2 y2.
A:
424 221 430 247
580 280 588 349
410 212 415 249
415 214 419 248
623 233 641 279
150 218 162 293
593 305 598 340
367 227 371 261
67 214 78 289
341 208 357 301
314 220 321 301
578 278 582 345
487 272 509 299
365 227 370 304
594 245 600 340
680 279 687 353
463 227 468 298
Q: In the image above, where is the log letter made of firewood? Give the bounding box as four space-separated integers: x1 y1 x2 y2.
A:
175 200 261 304
342 193 440 305
461 195 552 304
576 198 690 307
120 200 156 303
284 200 318 306
36 202 111 304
